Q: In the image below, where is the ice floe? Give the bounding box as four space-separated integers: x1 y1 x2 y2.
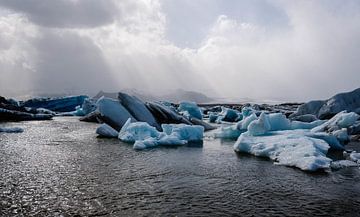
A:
96 123 118 138
0 127 24 133
119 118 204 150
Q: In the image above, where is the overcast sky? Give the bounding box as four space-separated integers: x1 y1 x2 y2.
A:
0 0 359 101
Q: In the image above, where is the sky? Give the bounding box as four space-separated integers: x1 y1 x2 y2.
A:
0 0 359 102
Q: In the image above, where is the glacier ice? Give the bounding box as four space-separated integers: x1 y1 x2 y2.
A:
213 124 242 139
162 124 204 142
178 101 203 120
331 160 358 169
119 118 204 150
22 95 88 112
290 88 360 119
350 152 360 163
146 102 192 125
118 119 160 143
234 130 332 171
267 113 291 131
118 92 160 130
96 123 118 138
0 127 24 133
237 113 257 131
218 107 240 122
311 111 359 133
96 96 137 131
247 112 271 136
290 120 326 130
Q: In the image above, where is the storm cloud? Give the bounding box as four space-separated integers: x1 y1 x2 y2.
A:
0 0 359 101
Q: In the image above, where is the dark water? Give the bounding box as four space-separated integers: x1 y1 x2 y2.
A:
1 117 360 217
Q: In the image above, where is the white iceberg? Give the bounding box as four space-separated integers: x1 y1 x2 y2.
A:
119 118 204 150
331 160 358 169
237 113 257 131
118 119 160 143
247 112 271 136
96 123 118 138
234 130 332 171
213 124 242 139
350 152 360 163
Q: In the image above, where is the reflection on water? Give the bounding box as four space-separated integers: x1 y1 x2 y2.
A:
1 117 360 216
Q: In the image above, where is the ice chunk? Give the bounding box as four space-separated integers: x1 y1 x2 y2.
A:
0 127 24 133
247 112 271 136
119 119 204 150
331 160 358 169
241 106 255 117
218 107 240 122
96 123 118 138
267 113 291 131
189 117 216 131
209 112 219 123
213 125 242 139
118 92 160 130
237 113 257 131
290 120 326 130
0 108 53 121
234 130 332 171
118 120 160 143
178 101 203 120
22 95 88 112
162 124 204 142
146 102 192 125
290 88 360 119
332 128 349 143
350 152 360 163
96 96 136 131
311 111 359 133
291 114 318 123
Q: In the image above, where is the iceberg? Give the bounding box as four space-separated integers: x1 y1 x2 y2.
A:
234 130 332 171
162 124 204 142
290 88 360 119
331 160 358 169
236 113 257 131
290 120 326 130
189 117 216 131
22 95 88 112
218 107 240 122
0 127 24 133
145 102 192 125
311 111 359 133
267 113 291 131
213 124 242 139
350 152 360 163
178 101 203 120
96 123 118 138
0 108 53 121
209 112 219 123
247 112 271 136
96 97 137 131
119 118 204 150
118 92 161 130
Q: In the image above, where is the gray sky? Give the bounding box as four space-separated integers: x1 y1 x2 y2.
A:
0 0 359 101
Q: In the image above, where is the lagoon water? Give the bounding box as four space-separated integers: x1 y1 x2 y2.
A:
1 117 360 216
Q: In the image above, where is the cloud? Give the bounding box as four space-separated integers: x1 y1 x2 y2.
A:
0 0 359 102
0 0 117 28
